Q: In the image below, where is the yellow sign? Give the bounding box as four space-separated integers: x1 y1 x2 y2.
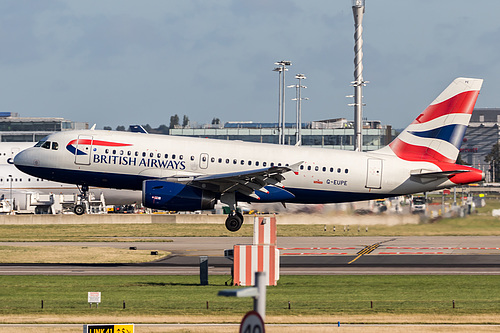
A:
85 324 134 333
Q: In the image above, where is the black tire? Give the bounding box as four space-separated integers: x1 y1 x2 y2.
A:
74 204 85 215
225 214 243 232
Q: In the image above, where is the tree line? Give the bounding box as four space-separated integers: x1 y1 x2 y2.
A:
103 116 222 134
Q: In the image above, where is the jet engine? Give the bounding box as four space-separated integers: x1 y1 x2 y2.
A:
142 180 217 211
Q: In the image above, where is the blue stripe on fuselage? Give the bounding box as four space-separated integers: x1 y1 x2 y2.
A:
15 165 388 204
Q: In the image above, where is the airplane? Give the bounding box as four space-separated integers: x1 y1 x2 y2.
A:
14 77 484 231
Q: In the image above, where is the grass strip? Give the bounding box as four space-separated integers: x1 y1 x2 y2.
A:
0 275 499 319
0 246 169 263
2 214 500 241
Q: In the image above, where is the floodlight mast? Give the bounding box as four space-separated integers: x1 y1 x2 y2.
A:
288 74 308 145
274 61 291 145
352 0 367 152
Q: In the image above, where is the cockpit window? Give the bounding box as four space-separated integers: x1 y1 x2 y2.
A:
34 137 49 147
52 142 58 150
41 141 51 149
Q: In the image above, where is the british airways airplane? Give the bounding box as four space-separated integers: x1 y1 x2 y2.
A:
14 78 484 231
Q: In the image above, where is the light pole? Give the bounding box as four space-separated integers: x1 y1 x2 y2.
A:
274 60 291 145
351 0 368 152
8 174 12 213
287 74 308 145
273 66 283 144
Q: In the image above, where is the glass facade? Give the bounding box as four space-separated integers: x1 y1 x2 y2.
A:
170 126 394 151
0 116 88 142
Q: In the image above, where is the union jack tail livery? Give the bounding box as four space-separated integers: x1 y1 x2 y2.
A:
388 77 482 163
383 77 484 185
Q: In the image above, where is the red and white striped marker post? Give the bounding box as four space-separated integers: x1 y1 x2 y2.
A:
233 216 279 286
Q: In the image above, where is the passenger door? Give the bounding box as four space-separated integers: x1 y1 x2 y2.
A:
74 135 93 165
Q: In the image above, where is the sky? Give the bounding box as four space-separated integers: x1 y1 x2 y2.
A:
0 0 499 129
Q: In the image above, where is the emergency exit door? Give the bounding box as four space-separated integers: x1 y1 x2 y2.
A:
365 158 383 189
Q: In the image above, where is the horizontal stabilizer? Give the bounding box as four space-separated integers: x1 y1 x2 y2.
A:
410 169 470 179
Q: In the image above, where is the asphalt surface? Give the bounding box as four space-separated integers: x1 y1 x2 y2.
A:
1 236 500 275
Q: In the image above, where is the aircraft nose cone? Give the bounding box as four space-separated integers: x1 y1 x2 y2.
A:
13 148 39 169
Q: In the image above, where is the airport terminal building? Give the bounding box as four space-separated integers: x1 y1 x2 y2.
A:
460 108 500 182
170 118 395 151
0 112 88 142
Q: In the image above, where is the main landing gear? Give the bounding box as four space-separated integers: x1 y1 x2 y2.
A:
74 185 89 216
225 211 244 232
221 192 243 232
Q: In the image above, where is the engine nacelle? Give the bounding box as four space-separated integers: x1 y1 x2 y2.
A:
142 180 217 211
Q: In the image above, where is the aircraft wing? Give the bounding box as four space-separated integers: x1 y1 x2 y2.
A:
165 162 302 199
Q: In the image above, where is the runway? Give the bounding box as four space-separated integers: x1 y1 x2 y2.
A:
1 236 500 275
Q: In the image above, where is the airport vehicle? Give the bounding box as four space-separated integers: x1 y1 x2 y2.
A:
410 196 427 214
14 78 484 231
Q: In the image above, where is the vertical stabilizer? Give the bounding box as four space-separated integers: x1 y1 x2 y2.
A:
388 78 483 163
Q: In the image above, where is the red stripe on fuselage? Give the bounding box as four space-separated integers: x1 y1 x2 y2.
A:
67 139 133 147
412 90 479 124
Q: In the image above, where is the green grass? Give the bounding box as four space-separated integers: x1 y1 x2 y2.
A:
0 199 498 240
2 215 500 240
0 275 499 317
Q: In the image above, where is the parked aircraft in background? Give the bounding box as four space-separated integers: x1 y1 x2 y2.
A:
0 142 141 212
14 78 484 230
0 142 33 165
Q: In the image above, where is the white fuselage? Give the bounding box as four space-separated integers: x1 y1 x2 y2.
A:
13 130 457 204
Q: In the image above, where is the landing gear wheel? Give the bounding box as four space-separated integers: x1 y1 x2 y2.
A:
74 204 85 215
225 212 243 232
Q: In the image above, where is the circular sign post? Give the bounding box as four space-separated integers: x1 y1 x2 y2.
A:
239 310 265 333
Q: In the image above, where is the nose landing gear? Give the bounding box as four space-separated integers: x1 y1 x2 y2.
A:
73 185 89 215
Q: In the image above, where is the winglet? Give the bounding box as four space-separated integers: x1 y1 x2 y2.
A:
288 161 303 175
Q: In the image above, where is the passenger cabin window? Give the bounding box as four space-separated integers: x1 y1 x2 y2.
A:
142 152 146 157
